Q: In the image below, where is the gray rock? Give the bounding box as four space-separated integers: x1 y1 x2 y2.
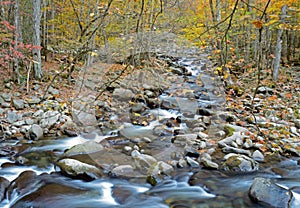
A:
222 146 251 156
33 109 44 118
201 157 219 169
290 126 299 136
249 177 293 208
72 108 97 128
173 133 198 146
13 99 25 110
64 141 104 157
221 154 258 172
56 158 103 180
113 88 135 101
148 161 174 176
197 132 208 140
131 150 157 173
25 118 34 125
27 97 41 104
0 108 4 115
252 150 264 162
1 92 12 102
7 111 18 123
294 119 300 129
1 102 10 108
243 138 253 149
186 156 200 168
257 86 274 94
29 124 43 140
48 86 60 95
13 120 25 127
40 111 60 129
111 165 137 178
218 132 245 148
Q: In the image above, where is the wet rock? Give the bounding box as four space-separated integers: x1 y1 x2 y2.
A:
148 161 174 177
186 156 200 168
249 177 293 208
131 150 157 174
294 119 300 129
72 108 97 128
111 165 138 178
113 88 135 101
12 99 25 110
201 157 219 169
0 176 9 201
6 171 42 201
283 142 300 156
252 150 264 162
221 154 258 172
63 141 104 157
29 124 43 140
56 158 103 180
173 133 198 146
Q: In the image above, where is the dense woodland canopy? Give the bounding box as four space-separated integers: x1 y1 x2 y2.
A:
0 0 299 84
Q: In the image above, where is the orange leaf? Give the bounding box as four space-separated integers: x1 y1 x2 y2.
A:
252 20 263 29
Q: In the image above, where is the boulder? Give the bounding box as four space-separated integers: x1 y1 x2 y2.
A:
221 154 258 172
63 141 104 157
249 177 293 208
131 150 157 174
12 99 25 110
29 124 43 140
113 88 135 101
0 176 9 201
40 110 60 129
56 158 103 180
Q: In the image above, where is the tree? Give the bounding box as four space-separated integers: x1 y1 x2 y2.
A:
32 0 43 79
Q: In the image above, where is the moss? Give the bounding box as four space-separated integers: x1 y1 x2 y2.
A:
224 125 235 137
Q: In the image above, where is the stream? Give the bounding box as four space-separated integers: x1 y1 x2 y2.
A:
1 45 300 208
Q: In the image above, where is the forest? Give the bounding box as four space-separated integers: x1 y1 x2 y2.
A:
0 0 300 207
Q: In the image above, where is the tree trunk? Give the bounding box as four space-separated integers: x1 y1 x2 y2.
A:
13 0 20 83
273 5 287 81
32 0 43 79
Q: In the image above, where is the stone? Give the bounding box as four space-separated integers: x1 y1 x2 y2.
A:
48 86 60 95
33 109 44 118
40 111 60 129
252 150 264 162
0 176 9 201
148 161 174 177
13 120 25 127
7 111 18 123
113 88 135 101
63 141 104 157
249 177 293 208
111 165 136 178
243 138 253 149
56 158 103 180
218 132 245 148
1 92 12 102
29 124 43 140
257 86 273 94
26 97 41 104
221 154 258 172
222 146 251 156
294 119 300 129
186 156 200 168
201 157 219 169
131 150 157 173
12 99 25 110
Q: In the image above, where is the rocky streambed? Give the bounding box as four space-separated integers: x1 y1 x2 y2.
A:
1 43 300 207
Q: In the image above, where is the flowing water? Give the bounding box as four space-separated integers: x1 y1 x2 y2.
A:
1 48 300 207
